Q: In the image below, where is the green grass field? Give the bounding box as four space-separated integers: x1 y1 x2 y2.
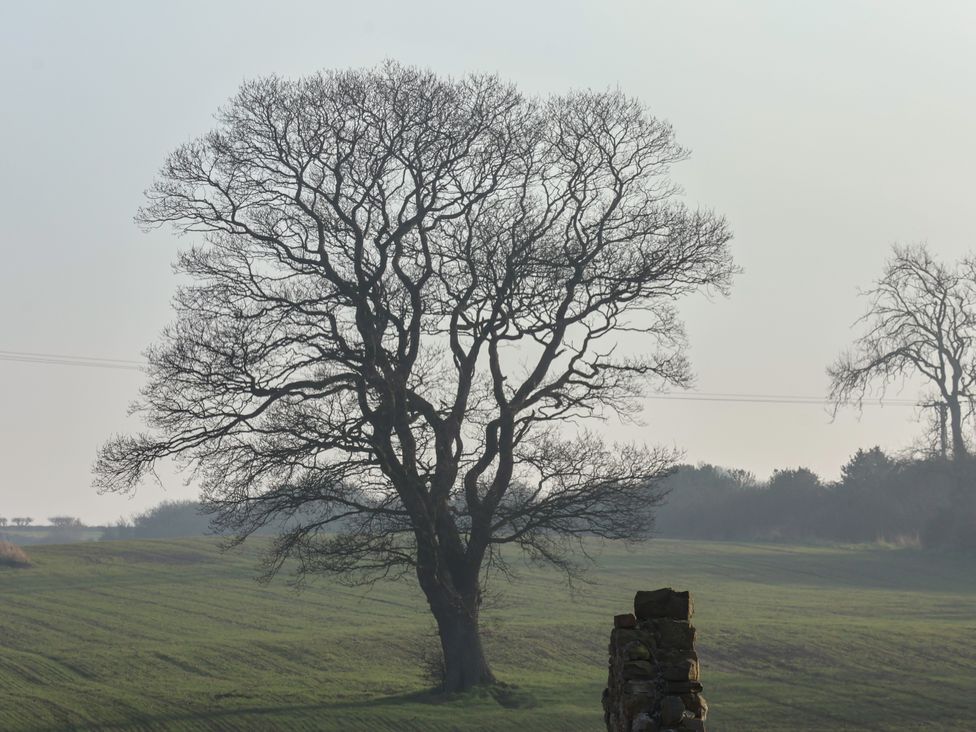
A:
1 527 104 544
1 538 974 731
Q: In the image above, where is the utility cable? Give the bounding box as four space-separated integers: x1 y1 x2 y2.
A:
0 348 927 405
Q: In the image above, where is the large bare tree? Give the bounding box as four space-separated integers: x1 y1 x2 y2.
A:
95 63 734 691
829 244 976 460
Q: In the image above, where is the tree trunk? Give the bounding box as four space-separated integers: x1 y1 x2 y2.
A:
948 398 967 461
433 597 495 692
412 517 494 692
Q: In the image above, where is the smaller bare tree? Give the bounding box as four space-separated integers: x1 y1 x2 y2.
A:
0 518 7 528
11 518 33 527
829 244 976 460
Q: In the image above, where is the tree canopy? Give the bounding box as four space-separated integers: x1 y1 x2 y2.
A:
95 63 734 691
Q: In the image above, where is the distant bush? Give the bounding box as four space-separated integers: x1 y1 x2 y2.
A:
921 485 976 551
44 516 88 544
0 541 31 568
100 517 135 541
135 500 211 538
129 500 211 539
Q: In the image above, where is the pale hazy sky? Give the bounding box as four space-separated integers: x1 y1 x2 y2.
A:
1 0 974 523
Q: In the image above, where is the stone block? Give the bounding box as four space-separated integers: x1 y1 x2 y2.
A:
625 641 652 660
612 627 654 648
615 613 638 628
660 695 686 726
631 712 659 732
665 680 703 695
653 649 698 666
653 619 696 649
634 589 693 621
624 679 656 696
623 660 655 679
623 691 655 719
681 693 708 720
662 658 699 681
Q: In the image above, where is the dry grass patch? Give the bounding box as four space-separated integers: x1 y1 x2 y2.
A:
0 540 31 568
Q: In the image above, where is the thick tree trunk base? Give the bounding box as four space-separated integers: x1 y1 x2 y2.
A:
436 610 495 693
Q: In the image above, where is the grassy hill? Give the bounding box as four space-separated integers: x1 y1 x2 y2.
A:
1 538 974 731
1 527 104 545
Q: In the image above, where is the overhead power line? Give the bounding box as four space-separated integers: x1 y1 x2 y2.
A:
0 349 144 372
0 348 923 407
644 392 917 406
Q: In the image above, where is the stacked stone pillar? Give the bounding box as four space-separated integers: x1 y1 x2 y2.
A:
602 588 708 732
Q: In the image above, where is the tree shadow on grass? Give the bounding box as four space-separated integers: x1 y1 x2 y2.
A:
51 684 538 732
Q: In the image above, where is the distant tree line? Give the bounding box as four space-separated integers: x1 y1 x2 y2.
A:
654 449 976 549
48 516 83 529
100 500 290 541
4 517 34 527
115 452 973 548
0 516 87 545
0 517 82 528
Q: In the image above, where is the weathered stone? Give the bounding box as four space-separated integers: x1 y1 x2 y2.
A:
624 679 656 696
623 660 655 679
612 627 640 643
606 589 707 732
665 680 703 695
661 658 699 681
653 619 696 649
681 693 708 720
625 641 652 660
612 627 654 647
653 649 698 667
623 692 655 719
660 695 686 726
634 588 693 621
631 712 659 732
615 613 638 628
